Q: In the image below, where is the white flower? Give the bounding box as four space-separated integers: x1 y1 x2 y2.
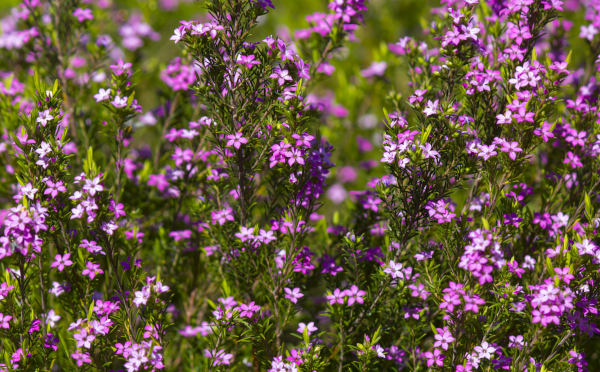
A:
36 110 54 126
474 341 495 360
133 289 150 307
111 95 128 108
46 310 61 328
94 88 111 102
170 28 185 43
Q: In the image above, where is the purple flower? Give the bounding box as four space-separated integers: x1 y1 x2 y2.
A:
508 335 525 349
250 0 274 9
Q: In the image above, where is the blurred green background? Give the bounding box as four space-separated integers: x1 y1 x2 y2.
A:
0 0 432 208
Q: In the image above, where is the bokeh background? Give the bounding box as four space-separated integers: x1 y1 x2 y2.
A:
0 0 438 218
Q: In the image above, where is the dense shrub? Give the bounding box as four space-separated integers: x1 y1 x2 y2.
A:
0 0 599 370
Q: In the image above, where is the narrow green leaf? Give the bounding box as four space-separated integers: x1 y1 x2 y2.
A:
481 217 490 230
545 256 555 276
584 192 593 222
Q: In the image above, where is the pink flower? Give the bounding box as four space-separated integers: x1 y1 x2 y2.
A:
81 262 103 280
464 294 485 313
326 288 345 305
269 67 292 85
51 253 73 272
235 226 255 242
424 348 444 367
169 230 192 242
73 8 93 22
225 132 248 149
474 341 495 360
148 174 169 192
236 302 260 318
476 144 497 161
204 349 233 366
109 200 126 219
44 180 67 199
0 282 14 300
0 313 12 329
285 147 305 166
74 328 95 348
297 322 317 335
344 285 365 305
20 183 38 199
498 139 523 160
236 54 261 69
433 327 455 350
284 287 304 304
496 110 512 124
45 310 60 328
35 142 52 158
509 335 525 349
71 351 91 367
533 121 555 142
211 208 235 225
555 267 574 284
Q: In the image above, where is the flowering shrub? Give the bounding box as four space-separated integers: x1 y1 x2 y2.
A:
0 0 600 370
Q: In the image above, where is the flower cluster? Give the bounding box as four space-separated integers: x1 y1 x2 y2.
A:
0 0 600 370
